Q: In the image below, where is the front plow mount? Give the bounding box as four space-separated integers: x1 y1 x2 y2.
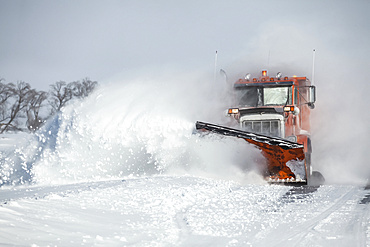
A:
195 121 308 185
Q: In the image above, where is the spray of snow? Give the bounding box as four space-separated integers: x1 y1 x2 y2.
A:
286 159 306 181
0 70 263 186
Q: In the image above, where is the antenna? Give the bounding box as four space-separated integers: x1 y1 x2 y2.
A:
312 49 316 85
214 50 218 83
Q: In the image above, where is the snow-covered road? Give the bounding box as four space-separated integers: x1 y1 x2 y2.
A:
0 176 369 246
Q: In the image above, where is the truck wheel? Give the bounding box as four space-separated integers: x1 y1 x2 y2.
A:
310 171 325 186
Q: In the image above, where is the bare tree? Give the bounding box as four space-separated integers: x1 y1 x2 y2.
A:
49 81 73 113
49 78 98 113
70 78 98 99
0 82 15 121
70 80 83 98
0 83 14 104
0 81 33 133
81 77 98 98
0 77 98 134
26 90 48 132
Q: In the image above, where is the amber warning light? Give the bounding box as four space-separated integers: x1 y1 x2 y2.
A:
284 106 295 112
262 70 267 76
228 108 239 114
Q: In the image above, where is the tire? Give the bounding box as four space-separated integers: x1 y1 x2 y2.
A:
309 171 325 186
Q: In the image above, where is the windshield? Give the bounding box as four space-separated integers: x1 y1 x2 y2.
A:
263 87 291 105
235 87 261 107
235 86 292 107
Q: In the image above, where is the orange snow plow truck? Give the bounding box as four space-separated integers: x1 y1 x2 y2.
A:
196 70 324 185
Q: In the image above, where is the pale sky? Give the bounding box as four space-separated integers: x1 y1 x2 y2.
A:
0 0 369 89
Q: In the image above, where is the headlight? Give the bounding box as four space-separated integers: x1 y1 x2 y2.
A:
228 108 239 114
283 106 294 112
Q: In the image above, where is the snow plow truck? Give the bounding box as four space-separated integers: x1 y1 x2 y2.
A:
196 70 324 185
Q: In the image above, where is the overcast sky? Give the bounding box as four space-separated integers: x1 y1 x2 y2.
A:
0 0 369 89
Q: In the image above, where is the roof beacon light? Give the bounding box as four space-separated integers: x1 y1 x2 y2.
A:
276 72 282 79
244 73 251 81
262 70 267 76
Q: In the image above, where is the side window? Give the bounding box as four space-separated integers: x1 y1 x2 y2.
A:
294 87 299 105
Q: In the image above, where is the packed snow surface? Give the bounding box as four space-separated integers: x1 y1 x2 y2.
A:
0 78 369 246
0 177 369 246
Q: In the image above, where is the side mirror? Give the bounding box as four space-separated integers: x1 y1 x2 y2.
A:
308 86 316 104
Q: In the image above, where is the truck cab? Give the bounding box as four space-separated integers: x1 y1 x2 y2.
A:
228 71 315 140
227 71 316 171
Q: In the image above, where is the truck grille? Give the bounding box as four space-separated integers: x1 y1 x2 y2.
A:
242 120 280 137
